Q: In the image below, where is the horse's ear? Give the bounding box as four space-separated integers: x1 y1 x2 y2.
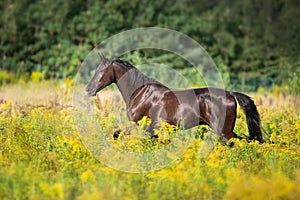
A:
98 52 105 62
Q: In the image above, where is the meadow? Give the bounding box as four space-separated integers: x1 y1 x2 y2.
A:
0 81 300 200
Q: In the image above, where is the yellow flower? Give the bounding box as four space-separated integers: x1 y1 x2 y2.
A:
39 183 63 199
269 123 276 129
295 121 300 130
137 116 151 127
80 169 96 183
30 71 44 82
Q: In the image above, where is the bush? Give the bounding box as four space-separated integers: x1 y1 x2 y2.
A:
0 70 15 85
288 66 300 95
30 71 45 83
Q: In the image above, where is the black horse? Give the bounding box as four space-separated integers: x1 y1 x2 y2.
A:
86 54 263 143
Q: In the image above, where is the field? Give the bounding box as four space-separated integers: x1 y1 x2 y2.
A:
1 81 300 200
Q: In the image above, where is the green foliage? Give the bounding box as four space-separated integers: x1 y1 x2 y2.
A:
288 64 300 95
0 70 15 85
30 71 44 82
0 0 300 92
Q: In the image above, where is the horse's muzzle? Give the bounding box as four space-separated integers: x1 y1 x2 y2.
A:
85 86 97 96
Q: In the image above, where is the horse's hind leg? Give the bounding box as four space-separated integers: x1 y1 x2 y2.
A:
219 114 237 144
212 101 237 144
233 132 243 139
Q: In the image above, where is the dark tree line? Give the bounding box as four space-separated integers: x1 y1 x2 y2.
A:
1 0 299 91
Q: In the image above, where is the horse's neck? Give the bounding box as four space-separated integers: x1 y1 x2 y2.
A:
115 67 156 105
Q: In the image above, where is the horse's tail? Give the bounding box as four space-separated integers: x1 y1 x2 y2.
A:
232 92 263 143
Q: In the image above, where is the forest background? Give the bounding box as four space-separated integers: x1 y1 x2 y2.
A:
1 0 300 93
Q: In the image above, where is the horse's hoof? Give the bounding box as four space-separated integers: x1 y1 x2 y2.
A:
113 130 121 140
151 134 159 139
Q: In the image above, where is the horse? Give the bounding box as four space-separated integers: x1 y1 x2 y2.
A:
85 54 263 144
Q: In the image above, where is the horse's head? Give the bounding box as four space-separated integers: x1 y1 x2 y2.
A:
85 54 115 96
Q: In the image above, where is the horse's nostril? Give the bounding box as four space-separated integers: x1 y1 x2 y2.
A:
85 87 90 92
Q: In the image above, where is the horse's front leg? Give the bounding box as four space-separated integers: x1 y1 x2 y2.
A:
113 123 137 140
113 130 122 140
114 104 163 140
113 122 158 140
146 121 159 139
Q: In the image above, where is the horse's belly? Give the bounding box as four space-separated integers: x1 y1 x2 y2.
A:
174 105 201 129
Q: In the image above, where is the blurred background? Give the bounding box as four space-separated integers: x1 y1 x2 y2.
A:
1 0 299 93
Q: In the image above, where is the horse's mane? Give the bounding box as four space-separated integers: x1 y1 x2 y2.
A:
112 58 162 87
112 58 135 70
